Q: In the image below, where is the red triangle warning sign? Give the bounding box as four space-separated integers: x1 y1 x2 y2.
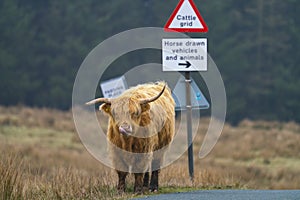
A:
164 0 208 32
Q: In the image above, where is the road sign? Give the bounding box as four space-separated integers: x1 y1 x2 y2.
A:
163 0 209 181
164 0 208 32
162 38 207 71
172 75 209 111
100 76 128 98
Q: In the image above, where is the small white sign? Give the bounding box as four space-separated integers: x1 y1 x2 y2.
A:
100 76 128 98
162 38 207 71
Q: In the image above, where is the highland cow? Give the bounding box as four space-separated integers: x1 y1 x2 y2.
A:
86 81 175 194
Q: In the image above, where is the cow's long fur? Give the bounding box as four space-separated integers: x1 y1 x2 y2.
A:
99 81 175 193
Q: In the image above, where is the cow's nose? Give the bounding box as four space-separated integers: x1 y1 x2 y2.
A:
119 123 132 135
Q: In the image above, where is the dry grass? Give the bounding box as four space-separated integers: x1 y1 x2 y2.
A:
207 119 300 189
0 106 300 199
0 151 24 200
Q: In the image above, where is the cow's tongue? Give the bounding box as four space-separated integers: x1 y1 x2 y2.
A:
119 127 129 135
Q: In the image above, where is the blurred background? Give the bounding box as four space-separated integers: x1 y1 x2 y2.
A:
0 0 299 124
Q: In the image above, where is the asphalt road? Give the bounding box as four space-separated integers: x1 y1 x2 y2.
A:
134 190 300 200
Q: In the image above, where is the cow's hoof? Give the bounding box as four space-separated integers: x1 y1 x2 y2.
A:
117 185 126 194
134 187 144 195
149 186 158 193
134 190 143 195
117 189 125 195
134 191 143 195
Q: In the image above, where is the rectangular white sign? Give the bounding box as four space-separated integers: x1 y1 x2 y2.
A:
162 38 207 71
100 76 128 98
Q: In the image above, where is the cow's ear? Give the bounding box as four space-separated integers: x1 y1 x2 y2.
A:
141 103 150 112
100 103 111 114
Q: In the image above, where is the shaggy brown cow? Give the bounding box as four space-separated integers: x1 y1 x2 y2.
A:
86 81 175 194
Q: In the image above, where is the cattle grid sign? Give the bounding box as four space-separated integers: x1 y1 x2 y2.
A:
163 0 209 181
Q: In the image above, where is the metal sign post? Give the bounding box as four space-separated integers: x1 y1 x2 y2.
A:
163 0 209 182
185 71 194 181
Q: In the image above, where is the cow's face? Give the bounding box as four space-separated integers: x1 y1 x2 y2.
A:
86 83 166 136
100 97 150 135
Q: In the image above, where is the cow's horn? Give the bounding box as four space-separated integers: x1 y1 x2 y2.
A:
139 84 166 105
85 98 111 105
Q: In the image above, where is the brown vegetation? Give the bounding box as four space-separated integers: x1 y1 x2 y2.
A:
0 106 300 199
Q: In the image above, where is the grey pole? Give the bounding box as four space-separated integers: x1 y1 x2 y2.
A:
185 71 194 181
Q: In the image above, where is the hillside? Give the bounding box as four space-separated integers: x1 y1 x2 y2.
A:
0 106 300 199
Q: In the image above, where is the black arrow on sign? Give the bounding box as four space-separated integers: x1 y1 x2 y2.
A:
178 61 191 68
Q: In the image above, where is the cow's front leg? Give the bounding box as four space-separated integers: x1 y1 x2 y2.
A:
150 157 161 192
143 171 149 189
150 170 159 192
134 173 144 194
117 171 128 193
